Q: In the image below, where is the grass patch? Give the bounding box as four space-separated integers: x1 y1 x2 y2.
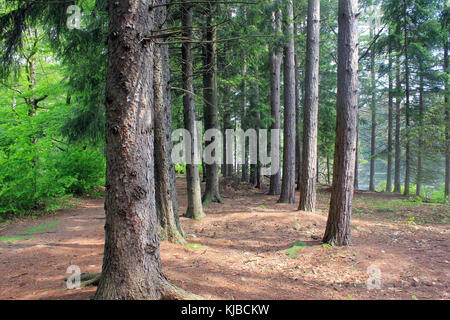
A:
0 235 28 243
23 220 60 234
286 240 307 259
186 243 204 250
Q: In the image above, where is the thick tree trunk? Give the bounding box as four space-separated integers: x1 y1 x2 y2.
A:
154 18 186 244
202 8 223 205
394 46 402 193
386 33 393 192
403 0 411 196
369 32 376 192
279 0 296 204
182 2 205 221
269 8 282 195
299 0 320 212
94 0 199 300
323 0 359 246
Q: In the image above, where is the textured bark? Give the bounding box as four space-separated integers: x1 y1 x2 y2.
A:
369 32 376 192
241 53 249 183
269 8 282 195
394 45 402 193
254 66 265 190
249 67 258 187
386 34 393 193
182 2 205 221
416 72 424 196
279 0 296 204
222 84 234 177
202 8 223 205
94 0 200 299
323 0 359 246
299 0 320 212
154 4 185 245
295 53 303 191
354 120 359 190
444 26 449 197
403 0 411 196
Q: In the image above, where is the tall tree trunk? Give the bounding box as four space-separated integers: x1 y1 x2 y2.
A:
94 0 199 300
254 66 265 189
416 71 424 196
279 0 296 204
354 120 359 190
202 6 223 205
154 7 186 244
299 0 320 212
394 44 402 193
403 0 411 196
323 0 359 246
327 155 331 185
386 32 393 192
369 29 376 192
444 19 449 198
295 53 303 191
269 8 282 195
241 52 249 182
222 84 233 177
182 2 205 221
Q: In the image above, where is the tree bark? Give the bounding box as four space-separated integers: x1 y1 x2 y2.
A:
394 41 402 193
279 0 296 204
202 6 223 205
241 52 249 183
354 120 359 190
416 71 424 196
386 32 393 192
254 66 265 189
403 0 411 196
444 20 449 198
295 53 303 191
323 0 359 246
269 8 282 195
299 0 320 212
154 11 186 244
94 0 200 299
182 2 205 221
369 28 376 192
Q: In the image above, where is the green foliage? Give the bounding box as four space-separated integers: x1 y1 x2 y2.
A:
186 243 204 250
24 219 59 234
286 240 307 259
0 33 105 216
175 162 187 175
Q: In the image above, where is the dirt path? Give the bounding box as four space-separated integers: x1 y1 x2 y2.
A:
0 178 449 300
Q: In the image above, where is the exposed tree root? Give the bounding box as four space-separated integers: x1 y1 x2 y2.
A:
160 279 204 300
69 273 203 300
184 208 206 221
80 273 102 287
202 192 225 206
159 226 188 245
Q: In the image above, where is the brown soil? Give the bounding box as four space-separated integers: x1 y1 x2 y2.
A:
0 177 448 300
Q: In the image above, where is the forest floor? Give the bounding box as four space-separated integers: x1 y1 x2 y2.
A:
0 177 449 300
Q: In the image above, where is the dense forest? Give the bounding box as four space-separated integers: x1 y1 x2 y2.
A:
0 0 448 301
